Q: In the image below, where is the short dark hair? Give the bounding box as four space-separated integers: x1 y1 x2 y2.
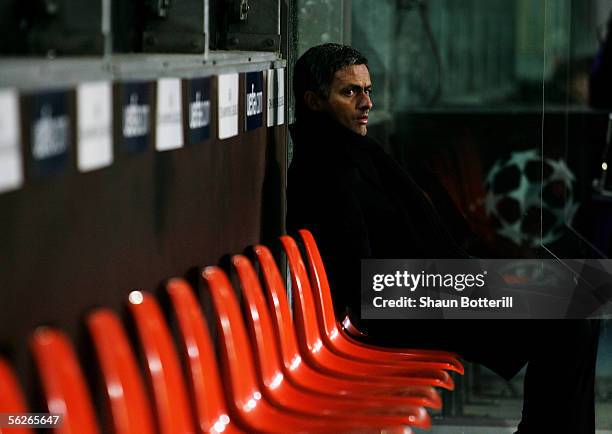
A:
293 43 368 119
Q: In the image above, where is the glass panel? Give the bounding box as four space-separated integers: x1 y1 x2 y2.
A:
541 1 612 431
295 0 350 55
354 1 535 258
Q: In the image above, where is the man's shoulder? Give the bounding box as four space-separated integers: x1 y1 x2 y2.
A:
289 150 361 188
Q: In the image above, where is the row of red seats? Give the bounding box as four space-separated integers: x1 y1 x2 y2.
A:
0 230 463 434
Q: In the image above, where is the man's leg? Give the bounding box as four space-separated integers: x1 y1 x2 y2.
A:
516 319 601 434
364 318 601 433
363 319 529 380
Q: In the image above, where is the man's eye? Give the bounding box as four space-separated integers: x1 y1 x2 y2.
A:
365 89 372 95
343 89 355 96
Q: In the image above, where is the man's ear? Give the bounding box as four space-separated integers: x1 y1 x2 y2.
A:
304 90 325 111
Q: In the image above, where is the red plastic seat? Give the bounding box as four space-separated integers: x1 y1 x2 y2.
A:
30 327 100 434
252 245 443 406
231 253 431 427
0 358 34 434
202 265 415 434
86 308 156 434
165 278 245 434
279 235 455 390
127 290 196 434
298 228 464 374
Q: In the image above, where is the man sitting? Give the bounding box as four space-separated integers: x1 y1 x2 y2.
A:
287 43 600 434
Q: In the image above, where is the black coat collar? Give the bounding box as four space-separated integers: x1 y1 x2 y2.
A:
290 114 386 192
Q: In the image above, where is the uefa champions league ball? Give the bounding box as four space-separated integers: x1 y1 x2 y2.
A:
484 149 579 247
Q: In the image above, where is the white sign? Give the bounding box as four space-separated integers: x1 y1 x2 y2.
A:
266 69 285 127
217 73 239 139
276 68 285 126
156 78 184 151
0 89 22 193
267 69 275 127
77 81 113 172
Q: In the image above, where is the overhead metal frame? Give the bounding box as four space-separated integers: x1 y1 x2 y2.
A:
0 52 285 91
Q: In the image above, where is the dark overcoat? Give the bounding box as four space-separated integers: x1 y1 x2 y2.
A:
287 113 528 379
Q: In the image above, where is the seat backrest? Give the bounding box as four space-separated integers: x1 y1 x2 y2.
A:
29 327 100 434
200 267 263 412
0 358 33 434
279 235 326 353
127 291 196 434
86 308 155 434
165 277 237 434
298 229 341 338
231 255 285 385
252 245 308 371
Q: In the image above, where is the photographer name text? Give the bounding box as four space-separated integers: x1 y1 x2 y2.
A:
372 295 513 309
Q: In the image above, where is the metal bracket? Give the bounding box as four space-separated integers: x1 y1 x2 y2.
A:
225 0 280 52
239 0 250 21
142 0 208 55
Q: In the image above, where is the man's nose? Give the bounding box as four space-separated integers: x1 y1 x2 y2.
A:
358 92 373 111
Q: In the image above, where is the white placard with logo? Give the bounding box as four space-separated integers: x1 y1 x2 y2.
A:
267 69 275 127
156 78 184 151
276 68 285 126
0 89 23 193
77 81 113 172
218 73 239 139
266 69 285 127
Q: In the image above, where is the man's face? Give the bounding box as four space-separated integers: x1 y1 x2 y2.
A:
319 64 373 136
